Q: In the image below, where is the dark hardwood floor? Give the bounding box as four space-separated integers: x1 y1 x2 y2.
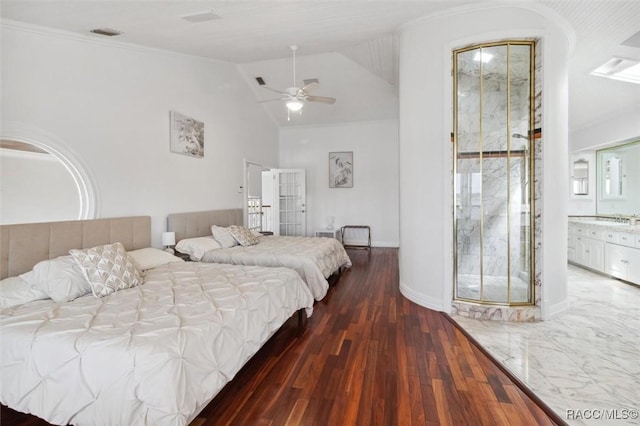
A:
2 248 562 425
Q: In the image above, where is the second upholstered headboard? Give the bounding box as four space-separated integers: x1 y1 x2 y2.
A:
0 216 151 279
167 209 243 242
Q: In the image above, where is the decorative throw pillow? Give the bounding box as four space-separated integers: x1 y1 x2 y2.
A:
20 255 92 303
70 242 143 298
227 225 260 247
175 236 222 261
211 225 238 248
128 247 184 270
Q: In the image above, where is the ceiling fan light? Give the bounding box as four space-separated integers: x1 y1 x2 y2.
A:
286 100 303 112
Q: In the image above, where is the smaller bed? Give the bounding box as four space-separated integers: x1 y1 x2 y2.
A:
167 209 352 301
0 217 314 426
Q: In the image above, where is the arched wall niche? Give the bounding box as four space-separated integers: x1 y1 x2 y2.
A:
1 122 98 224
397 4 573 320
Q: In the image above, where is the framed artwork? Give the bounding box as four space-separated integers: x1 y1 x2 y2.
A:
329 151 353 188
170 111 204 158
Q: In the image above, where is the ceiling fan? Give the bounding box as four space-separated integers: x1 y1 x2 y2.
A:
258 45 336 117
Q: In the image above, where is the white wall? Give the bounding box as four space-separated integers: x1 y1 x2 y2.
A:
279 120 399 247
570 108 640 152
398 5 572 317
1 23 279 246
0 148 80 223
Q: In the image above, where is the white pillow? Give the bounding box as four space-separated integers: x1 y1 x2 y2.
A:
70 242 143 298
128 247 184 270
227 225 260 247
0 276 50 309
175 236 222 261
20 255 92 303
211 225 238 248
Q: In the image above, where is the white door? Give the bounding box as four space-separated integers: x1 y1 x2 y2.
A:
272 169 306 236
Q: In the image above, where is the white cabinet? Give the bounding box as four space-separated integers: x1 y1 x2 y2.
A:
631 255 640 284
574 236 604 272
615 231 634 248
574 236 587 265
605 243 628 279
605 243 640 283
587 239 605 271
568 220 640 284
586 228 603 240
567 234 576 263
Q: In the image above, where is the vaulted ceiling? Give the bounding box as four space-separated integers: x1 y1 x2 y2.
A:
2 1 639 131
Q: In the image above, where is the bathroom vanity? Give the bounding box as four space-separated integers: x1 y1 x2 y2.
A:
568 218 640 285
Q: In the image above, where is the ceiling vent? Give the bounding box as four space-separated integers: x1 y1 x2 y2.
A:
255 77 266 86
181 11 221 23
90 28 121 37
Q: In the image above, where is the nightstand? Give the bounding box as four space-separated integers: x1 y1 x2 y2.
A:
315 229 341 240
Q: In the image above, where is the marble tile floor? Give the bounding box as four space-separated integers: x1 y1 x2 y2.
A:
452 265 640 425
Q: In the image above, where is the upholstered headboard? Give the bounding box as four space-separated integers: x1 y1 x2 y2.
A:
167 209 243 242
0 216 151 279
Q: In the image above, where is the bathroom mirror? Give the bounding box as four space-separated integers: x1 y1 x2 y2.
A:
602 155 622 198
571 159 589 195
596 139 640 216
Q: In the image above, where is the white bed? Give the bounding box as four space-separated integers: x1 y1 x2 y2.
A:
167 209 352 301
201 234 351 301
0 217 314 426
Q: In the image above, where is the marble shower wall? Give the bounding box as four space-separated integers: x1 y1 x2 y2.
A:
456 157 528 280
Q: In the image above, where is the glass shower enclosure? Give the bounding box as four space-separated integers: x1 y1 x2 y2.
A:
453 41 535 305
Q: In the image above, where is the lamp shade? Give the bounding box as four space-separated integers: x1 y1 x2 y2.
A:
162 231 176 246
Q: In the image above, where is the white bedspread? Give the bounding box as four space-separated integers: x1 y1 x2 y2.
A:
0 262 314 426
200 236 352 301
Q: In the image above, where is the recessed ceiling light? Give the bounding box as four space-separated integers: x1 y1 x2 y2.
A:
90 28 121 37
473 51 493 63
591 57 640 85
181 11 221 23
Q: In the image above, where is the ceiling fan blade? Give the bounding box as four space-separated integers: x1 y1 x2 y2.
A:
306 95 336 104
260 85 287 95
258 98 286 103
300 81 319 94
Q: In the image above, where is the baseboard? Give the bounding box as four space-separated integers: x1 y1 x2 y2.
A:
342 240 399 248
372 240 399 248
399 280 445 311
543 297 570 320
